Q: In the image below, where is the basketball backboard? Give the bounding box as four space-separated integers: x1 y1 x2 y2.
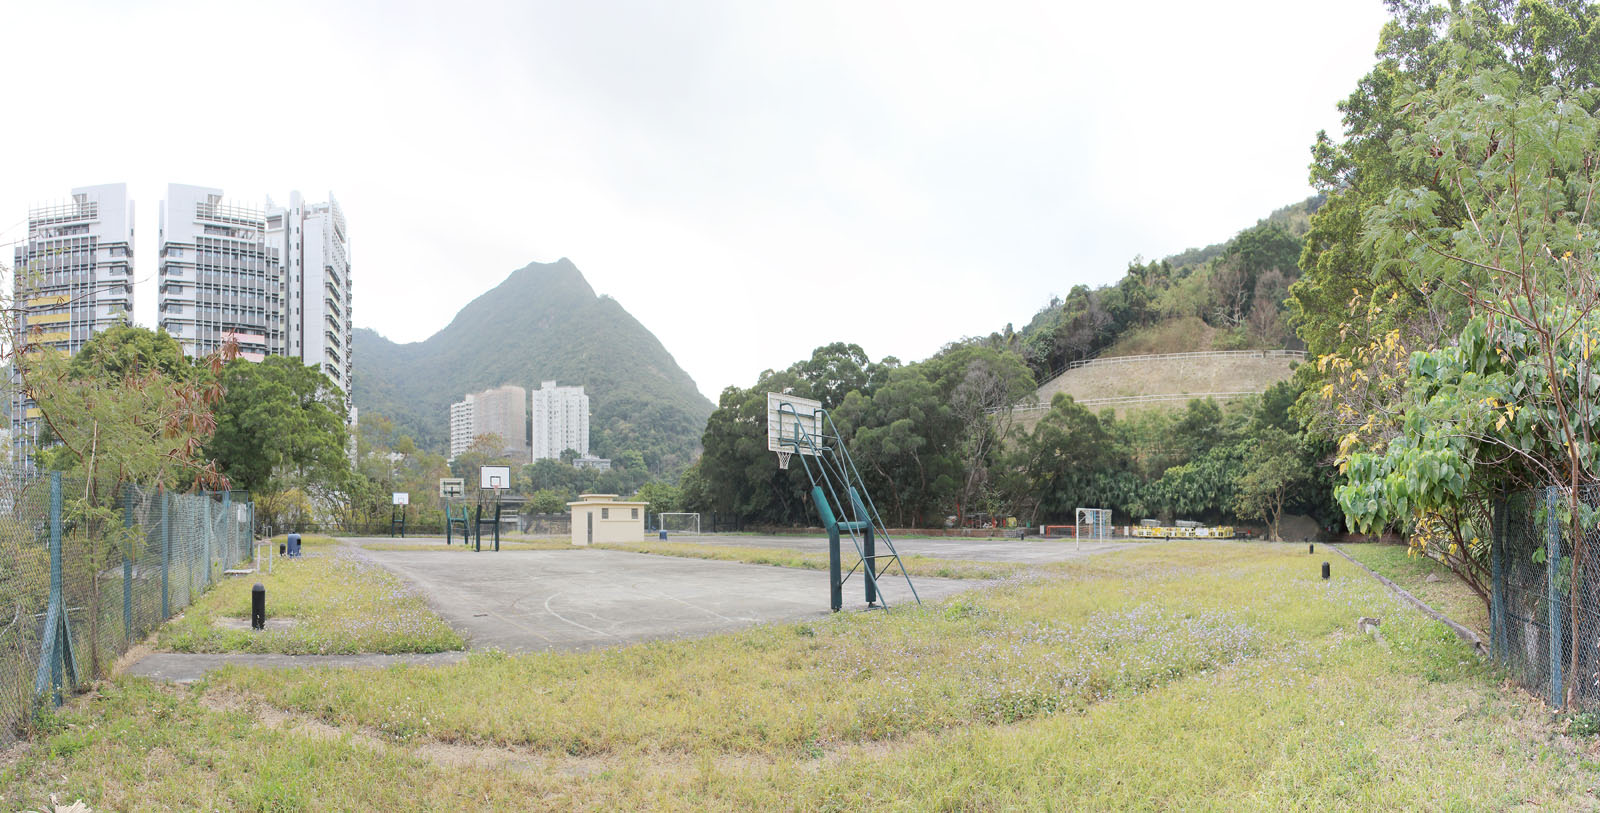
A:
480 465 512 490
392 492 410 506
439 478 465 499
767 392 824 455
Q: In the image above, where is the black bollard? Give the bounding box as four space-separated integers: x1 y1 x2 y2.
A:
1309 543 1315 554
252 583 266 630
1321 562 1330 580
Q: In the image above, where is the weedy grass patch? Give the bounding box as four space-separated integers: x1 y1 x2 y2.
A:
266 533 338 549
212 544 1461 758
154 549 463 655
8 542 1598 810
597 540 1022 580
1336 542 1487 635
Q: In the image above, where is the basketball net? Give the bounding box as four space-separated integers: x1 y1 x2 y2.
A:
777 451 792 470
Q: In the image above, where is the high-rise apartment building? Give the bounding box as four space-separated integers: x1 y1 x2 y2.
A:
11 183 135 459
157 184 282 361
450 385 528 460
530 380 589 462
267 192 352 395
448 398 476 459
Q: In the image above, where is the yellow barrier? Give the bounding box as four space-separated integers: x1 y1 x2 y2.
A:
1131 525 1236 539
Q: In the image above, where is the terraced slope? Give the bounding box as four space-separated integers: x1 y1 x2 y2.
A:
1013 350 1303 431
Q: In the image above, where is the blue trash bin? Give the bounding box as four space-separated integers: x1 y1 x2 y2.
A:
660 530 668 540
287 533 302 557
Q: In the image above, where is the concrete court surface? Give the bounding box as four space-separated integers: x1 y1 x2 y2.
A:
658 533 1136 564
350 543 984 653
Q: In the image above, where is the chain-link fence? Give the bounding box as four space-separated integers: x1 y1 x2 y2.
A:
1493 484 1600 709
0 468 252 743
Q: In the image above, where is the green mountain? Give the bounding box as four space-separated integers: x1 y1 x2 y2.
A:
352 258 714 474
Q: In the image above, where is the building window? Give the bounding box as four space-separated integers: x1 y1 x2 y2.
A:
601 508 609 519
631 508 639 519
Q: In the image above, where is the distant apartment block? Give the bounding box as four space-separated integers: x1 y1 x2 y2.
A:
531 380 590 462
268 192 352 395
10 183 136 460
448 398 476 459
158 184 282 361
450 385 528 460
157 185 352 399
572 454 610 471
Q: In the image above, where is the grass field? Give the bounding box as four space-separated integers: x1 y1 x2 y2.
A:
597 540 1023 580
7 542 1598 810
153 548 463 655
1336 542 1488 635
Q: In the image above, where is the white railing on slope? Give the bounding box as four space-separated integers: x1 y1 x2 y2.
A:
1034 349 1307 391
1000 390 1268 416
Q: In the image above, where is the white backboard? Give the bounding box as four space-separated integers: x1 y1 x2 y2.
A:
392 492 409 506
767 392 824 455
439 478 465 498
480 465 512 490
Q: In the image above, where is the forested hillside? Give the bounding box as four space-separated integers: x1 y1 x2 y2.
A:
685 197 1338 534
352 259 713 475
1008 196 1322 381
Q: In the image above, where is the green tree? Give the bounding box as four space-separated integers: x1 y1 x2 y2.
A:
1012 394 1123 525
67 324 194 382
528 488 569 514
834 368 961 527
634 481 682 520
1291 0 1600 423
1335 67 1600 704
1233 428 1313 541
207 356 350 495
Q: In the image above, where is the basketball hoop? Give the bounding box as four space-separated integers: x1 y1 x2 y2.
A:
777 451 792 470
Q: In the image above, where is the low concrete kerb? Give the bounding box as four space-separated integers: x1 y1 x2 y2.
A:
1325 543 1488 657
122 651 469 683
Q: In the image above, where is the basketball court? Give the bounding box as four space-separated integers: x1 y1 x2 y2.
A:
349 543 984 653
654 533 1135 564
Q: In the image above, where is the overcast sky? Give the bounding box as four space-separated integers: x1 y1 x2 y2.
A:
1 1 1391 402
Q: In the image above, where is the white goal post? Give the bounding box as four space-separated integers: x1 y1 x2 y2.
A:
659 512 701 534
1075 508 1112 546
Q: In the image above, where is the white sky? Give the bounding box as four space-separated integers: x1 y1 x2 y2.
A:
0 1 1391 402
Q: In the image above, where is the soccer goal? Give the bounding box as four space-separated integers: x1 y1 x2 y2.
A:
659 512 701 534
1075 508 1112 543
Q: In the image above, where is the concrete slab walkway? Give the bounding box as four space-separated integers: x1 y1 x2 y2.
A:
123 652 469 683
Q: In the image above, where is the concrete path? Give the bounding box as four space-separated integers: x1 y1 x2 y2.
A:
348 544 983 653
123 651 470 683
659 533 1137 564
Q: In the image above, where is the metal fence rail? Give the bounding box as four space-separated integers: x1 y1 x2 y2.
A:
1492 484 1600 709
1001 390 1269 416
0 469 251 742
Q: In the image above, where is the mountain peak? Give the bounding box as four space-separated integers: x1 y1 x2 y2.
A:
353 258 711 473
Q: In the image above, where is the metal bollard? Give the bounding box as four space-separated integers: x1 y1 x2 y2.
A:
252 583 266 630
1309 543 1315 554
1321 562 1330 580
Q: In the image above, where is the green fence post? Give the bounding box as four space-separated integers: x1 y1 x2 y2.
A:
221 491 233 568
34 472 78 705
1491 495 1507 663
161 491 170 618
1547 487 1565 707
123 485 134 645
202 494 213 589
